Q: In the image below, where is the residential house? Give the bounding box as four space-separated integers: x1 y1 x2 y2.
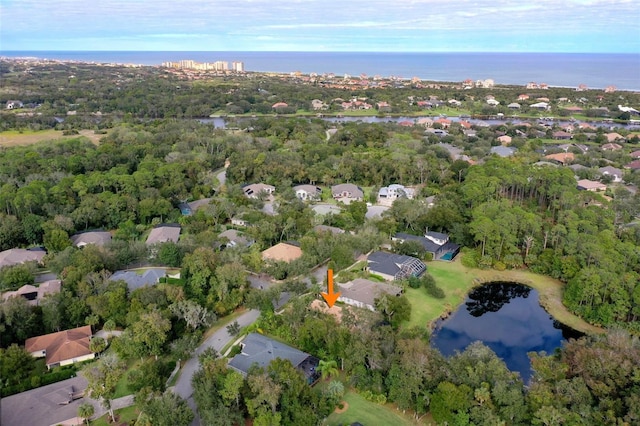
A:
228 333 320 384
497 135 512 145
70 231 112 248
490 146 516 157
310 99 327 110
146 225 181 245
331 183 364 204
435 118 451 128
179 198 212 215
552 131 572 140
367 251 426 281
577 179 607 192
5 100 23 109
261 242 303 263
417 117 434 127
392 231 460 260
243 183 275 199
218 229 254 248
272 102 288 110
231 216 250 227
605 133 625 143
1 280 61 306
486 99 500 106
530 102 550 110
601 143 623 151
544 152 575 165
377 184 415 206
425 128 449 137
313 225 345 235
25 326 95 369
109 269 167 292
625 160 640 171
448 99 462 107
630 150 640 159
293 184 322 201
0 248 46 269
599 166 623 183
507 103 521 109
517 94 530 101
337 278 403 311
376 101 392 112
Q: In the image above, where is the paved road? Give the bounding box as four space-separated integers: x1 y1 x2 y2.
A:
173 309 260 424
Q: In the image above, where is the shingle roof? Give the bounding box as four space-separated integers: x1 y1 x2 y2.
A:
394 233 441 253
109 269 166 291
70 231 112 247
338 278 402 308
228 333 310 375
0 248 46 269
261 242 303 263
25 326 93 367
146 225 181 245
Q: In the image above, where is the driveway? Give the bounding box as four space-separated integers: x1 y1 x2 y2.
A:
173 309 260 424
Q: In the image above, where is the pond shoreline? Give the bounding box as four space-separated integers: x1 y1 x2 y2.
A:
423 257 605 336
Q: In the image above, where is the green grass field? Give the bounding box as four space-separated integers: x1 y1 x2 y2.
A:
324 391 418 426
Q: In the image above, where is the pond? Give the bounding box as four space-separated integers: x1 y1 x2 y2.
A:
430 282 582 383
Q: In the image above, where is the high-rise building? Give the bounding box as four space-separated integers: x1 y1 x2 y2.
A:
232 61 245 72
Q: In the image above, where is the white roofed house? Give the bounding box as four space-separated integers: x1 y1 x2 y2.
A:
377 184 415 207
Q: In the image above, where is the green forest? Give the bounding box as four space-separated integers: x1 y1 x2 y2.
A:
0 59 639 425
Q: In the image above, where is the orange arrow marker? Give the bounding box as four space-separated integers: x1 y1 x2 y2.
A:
322 269 341 308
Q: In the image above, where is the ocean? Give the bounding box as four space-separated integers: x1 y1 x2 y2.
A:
2 51 640 91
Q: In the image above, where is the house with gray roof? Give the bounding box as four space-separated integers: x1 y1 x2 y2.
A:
243 183 275 199
367 251 426 281
109 269 167 292
1 280 61 306
218 229 254 248
393 231 460 261
70 231 112 248
331 183 364 204
598 166 623 183
0 248 46 269
179 198 212 215
293 184 322 201
338 278 402 311
377 184 415 206
490 146 516 157
228 333 320 384
146 225 181 245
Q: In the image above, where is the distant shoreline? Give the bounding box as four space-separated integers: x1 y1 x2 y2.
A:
2 51 639 91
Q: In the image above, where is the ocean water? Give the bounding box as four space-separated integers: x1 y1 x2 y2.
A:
2 51 640 90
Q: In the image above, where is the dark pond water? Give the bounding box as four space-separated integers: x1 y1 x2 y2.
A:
430 282 582 383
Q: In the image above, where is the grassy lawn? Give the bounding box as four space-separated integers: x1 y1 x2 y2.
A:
324 391 420 426
405 257 604 335
91 405 139 426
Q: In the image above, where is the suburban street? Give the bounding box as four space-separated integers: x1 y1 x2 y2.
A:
173 309 260 425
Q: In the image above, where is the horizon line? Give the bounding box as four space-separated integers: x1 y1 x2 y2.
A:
2 50 638 55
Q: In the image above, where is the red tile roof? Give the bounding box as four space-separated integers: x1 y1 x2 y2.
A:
25 326 93 366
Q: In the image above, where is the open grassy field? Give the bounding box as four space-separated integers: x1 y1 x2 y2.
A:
0 129 107 147
405 257 604 335
324 391 422 426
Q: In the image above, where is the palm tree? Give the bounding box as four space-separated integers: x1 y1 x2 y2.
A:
77 402 94 425
317 359 339 380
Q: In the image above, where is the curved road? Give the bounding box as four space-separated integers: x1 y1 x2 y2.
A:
173 309 260 424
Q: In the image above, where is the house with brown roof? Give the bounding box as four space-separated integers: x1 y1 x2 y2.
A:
25 326 95 369
261 242 303 263
601 143 623 151
1 280 61 306
272 102 288 110
630 150 640 159
625 160 640 171
497 135 512 145
552 131 573 140
605 133 625 143
544 152 575 165
243 183 275 199
146 225 181 245
577 179 607 192
293 184 322 201
0 248 46 269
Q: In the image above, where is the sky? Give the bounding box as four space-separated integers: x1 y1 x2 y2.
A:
1 0 639 53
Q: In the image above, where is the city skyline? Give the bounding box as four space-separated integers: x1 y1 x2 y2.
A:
1 0 639 53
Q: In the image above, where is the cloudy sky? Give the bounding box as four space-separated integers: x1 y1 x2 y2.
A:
1 0 638 52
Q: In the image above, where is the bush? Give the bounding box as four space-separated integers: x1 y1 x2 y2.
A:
460 249 479 268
